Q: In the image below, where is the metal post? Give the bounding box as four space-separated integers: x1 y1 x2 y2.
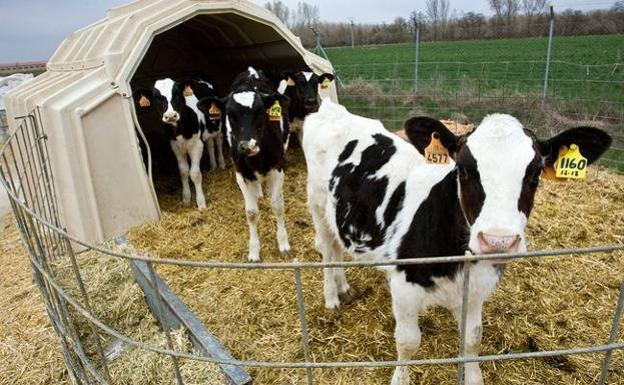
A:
146 262 185 385
598 279 624 385
542 5 555 106
415 24 420 93
350 20 355 48
294 262 314 385
456 258 472 385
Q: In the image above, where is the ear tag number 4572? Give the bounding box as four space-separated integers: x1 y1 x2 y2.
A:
425 132 450 165
555 143 587 180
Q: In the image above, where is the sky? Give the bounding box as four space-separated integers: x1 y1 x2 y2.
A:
0 0 615 63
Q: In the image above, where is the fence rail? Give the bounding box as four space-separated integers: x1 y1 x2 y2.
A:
1 109 624 385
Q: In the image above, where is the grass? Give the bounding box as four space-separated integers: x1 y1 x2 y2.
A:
322 34 624 170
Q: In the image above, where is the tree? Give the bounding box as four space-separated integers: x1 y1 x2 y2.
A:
426 0 450 40
489 0 519 36
522 0 546 34
265 1 292 27
458 12 486 39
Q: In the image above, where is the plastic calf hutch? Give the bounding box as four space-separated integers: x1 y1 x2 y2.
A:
3 0 337 247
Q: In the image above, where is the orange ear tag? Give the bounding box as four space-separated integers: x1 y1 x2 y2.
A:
554 143 588 180
267 101 282 122
208 103 221 121
286 77 296 86
183 85 193 97
321 78 331 89
424 132 450 165
542 146 568 181
139 95 151 107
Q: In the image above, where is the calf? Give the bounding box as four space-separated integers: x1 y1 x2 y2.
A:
277 70 334 148
199 67 291 261
303 99 611 385
183 78 227 170
154 78 206 209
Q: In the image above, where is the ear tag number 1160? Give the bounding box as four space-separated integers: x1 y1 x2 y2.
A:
555 144 587 180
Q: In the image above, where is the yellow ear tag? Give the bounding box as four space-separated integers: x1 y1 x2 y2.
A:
268 101 282 122
554 143 587 180
139 95 151 107
208 102 221 121
321 78 331 89
424 132 450 165
286 77 296 86
183 85 193 97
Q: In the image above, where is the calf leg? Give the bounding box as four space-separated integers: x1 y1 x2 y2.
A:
206 136 217 170
216 134 226 169
189 138 206 210
236 173 261 262
453 300 485 385
267 169 291 254
171 141 191 205
389 275 423 385
308 186 344 309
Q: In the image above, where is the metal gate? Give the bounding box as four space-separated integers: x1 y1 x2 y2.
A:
1 109 624 385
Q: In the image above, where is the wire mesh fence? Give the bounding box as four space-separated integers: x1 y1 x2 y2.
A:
1 106 624 384
318 15 624 170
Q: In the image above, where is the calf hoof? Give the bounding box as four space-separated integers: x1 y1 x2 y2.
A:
278 242 291 255
325 297 341 311
391 367 410 385
182 200 191 206
247 253 261 263
338 287 356 304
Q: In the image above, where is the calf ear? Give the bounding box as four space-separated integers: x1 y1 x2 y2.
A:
197 96 226 115
280 70 296 81
538 126 612 166
261 92 290 110
318 73 335 83
403 117 460 157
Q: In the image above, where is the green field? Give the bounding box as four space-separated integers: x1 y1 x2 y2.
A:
322 34 624 169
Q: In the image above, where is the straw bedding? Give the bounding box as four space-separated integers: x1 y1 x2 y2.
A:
127 146 624 385
0 213 224 385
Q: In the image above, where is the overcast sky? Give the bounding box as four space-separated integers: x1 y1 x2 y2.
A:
0 0 614 63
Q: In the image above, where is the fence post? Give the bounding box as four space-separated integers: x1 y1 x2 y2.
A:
598 279 624 385
415 24 420 93
542 5 555 106
293 261 314 385
350 20 355 48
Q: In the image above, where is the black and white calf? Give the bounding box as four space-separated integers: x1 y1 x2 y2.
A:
199 67 291 261
277 70 334 148
154 78 206 209
184 78 227 170
303 100 611 385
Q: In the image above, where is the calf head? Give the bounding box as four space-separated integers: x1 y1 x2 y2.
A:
405 114 611 255
199 91 288 158
280 71 334 115
176 79 223 133
132 87 167 116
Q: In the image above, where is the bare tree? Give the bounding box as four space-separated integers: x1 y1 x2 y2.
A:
522 0 545 34
294 2 320 27
426 0 450 40
265 0 292 26
489 0 519 36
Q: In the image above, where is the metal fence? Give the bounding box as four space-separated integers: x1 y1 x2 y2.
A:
2 107 624 384
313 12 624 170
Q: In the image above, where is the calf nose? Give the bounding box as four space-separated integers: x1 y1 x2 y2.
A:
238 139 260 157
478 231 520 253
163 111 179 124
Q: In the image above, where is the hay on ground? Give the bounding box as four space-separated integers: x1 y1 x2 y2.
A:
126 147 624 385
